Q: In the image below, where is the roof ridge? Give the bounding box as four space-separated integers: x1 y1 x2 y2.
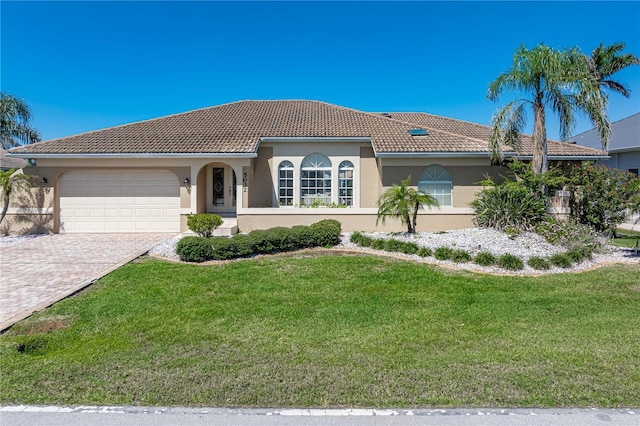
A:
15 101 252 147
21 100 358 146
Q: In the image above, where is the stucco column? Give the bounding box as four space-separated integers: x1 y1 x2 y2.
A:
190 165 199 213
232 164 244 210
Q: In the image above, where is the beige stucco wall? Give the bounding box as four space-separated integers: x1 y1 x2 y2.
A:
15 158 255 233
238 210 474 233
265 141 368 207
381 160 509 208
5 154 513 235
359 146 380 208
249 146 274 207
0 169 55 235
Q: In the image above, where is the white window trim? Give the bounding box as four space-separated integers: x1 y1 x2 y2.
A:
278 160 295 207
418 165 453 207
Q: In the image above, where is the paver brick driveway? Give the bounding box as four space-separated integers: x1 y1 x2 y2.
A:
0 233 173 331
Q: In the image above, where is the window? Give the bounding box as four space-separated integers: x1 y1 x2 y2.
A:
628 168 639 177
338 161 354 206
418 164 452 206
301 153 332 205
278 161 294 206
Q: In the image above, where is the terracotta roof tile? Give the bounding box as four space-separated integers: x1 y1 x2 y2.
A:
384 112 604 157
1 148 27 169
8 100 603 158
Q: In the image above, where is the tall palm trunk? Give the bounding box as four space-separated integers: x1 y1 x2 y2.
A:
532 95 547 174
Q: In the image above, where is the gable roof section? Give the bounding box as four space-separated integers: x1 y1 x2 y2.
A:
8 100 604 158
0 148 27 169
386 112 604 158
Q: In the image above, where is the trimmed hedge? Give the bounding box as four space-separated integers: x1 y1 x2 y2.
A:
177 220 342 262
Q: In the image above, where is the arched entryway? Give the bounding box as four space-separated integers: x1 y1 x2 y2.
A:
199 163 237 215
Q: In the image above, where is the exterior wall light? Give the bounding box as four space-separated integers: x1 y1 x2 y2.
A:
184 177 191 188
41 177 48 186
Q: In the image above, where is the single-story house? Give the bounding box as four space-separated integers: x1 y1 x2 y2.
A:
1 148 27 171
5 100 606 235
569 113 639 177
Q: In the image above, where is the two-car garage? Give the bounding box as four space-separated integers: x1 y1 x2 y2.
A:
58 171 180 233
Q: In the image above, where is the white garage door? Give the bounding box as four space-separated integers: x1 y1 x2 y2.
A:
59 171 180 233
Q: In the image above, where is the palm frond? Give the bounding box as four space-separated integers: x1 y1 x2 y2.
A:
489 101 526 164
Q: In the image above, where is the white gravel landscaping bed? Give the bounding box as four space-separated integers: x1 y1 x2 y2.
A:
147 228 638 275
0 234 49 247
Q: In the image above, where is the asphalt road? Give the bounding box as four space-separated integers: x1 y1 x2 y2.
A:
1 406 638 426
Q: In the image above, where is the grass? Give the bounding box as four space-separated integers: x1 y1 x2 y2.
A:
611 229 640 249
1 254 639 408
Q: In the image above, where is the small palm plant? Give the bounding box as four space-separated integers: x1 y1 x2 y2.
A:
1 168 34 225
376 176 439 234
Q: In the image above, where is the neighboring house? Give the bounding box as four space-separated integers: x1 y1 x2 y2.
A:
6 100 605 235
0 148 27 171
569 113 640 176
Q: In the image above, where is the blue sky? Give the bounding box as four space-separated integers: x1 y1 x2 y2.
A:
2 1 639 142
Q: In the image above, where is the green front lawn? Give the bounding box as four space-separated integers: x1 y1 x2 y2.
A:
612 229 640 249
1 254 639 407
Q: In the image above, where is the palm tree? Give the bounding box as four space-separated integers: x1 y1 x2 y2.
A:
0 168 34 225
376 176 439 233
582 42 640 151
0 92 41 149
488 44 608 175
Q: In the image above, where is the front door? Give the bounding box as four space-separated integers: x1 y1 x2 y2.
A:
209 165 236 214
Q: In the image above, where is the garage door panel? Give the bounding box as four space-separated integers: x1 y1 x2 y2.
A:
59 171 180 233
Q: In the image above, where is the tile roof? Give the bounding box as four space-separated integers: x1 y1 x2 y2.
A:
1 148 27 169
8 100 604 158
385 112 605 157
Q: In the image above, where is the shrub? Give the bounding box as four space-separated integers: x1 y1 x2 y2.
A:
451 249 472 263
434 246 454 260
371 238 386 250
536 217 604 252
177 220 341 263
209 236 242 260
566 246 593 263
497 253 524 271
417 247 432 257
268 227 298 252
247 229 276 254
528 256 550 270
310 219 342 247
549 253 572 268
399 241 420 255
568 164 640 234
186 213 223 238
227 234 255 257
176 236 214 262
291 225 316 249
350 231 373 247
383 238 405 252
472 181 549 233
474 251 496 266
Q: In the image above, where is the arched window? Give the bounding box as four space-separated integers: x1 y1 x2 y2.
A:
338 161 354 206
418 164 452 206
278 161 294 206
301 153 332 205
